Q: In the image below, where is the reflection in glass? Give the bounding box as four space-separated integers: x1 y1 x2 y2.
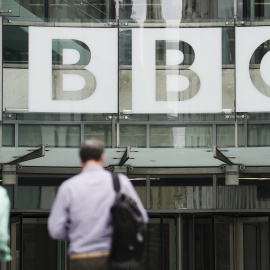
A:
239 0 270 21
7 0 115 22
217 179 270 209
150 125 212 148
130 177 147 207
20 0 45 20
248 124 270 146
17 186 59 209
244 222 269 270
120 0 234 22
120 125 146 147
2 124 15 146
49 0 115 22
84 125 112 147
151 185 213 209
217 125 245 147
150 177 213 209
3 26 28 64
138 218 176 270
222 27 235 65
119 29 132 66
22 219 58 270
182 0 233 21
215 218 234 270
182 217 214 270
18 125 80 147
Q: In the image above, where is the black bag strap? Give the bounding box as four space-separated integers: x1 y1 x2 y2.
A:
111 172 120 193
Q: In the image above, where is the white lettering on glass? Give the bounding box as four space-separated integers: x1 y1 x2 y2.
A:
132 28 222 113
236 27 270 112
29 27 118 113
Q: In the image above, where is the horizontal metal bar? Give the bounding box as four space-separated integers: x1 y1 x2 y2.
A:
10 208 270 215
5 165 270 176
130 167 224 175
3 21 115 27
147 209 270 214
16 166 81 175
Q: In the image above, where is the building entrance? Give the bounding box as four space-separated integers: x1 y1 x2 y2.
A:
216 215 269 270
182 214 270 270
5 213 177 270
3 212 269 270
6 214 67 270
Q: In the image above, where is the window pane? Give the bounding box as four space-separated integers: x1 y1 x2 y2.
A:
120 0 234 22
150 125 212 148
17 186 40 209
217 125 245 147
129 176 147 208
150 177 213 209
217 178 270 209
120 125 146 147
20 0 45 20
3 26 28 64
49 0 115 22
2 124 15 146
84 125 112 147
248 125 270 146
238 0 270 21
18 125 80 147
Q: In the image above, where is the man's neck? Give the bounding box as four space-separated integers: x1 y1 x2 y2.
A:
82 160 103 168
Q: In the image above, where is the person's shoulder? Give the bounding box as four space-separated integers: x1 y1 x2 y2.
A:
0 186 8 196
118 173 132 187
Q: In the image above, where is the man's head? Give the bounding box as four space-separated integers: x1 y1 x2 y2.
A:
79 139 105 167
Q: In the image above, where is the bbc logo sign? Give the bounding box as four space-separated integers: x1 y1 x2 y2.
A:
29 27 222 114
29 26 270 114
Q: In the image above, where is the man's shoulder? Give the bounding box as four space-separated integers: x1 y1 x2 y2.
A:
61 167 111 187
117 173 133 189
0 186 8 196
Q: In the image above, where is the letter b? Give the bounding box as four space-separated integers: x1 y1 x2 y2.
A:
52 39 96 100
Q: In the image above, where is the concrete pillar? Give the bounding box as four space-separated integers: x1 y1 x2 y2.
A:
225 165 239 185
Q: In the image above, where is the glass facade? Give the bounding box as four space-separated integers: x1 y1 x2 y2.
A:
2 1 270 270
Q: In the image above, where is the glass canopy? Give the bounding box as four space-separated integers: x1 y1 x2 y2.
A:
0 147 270 168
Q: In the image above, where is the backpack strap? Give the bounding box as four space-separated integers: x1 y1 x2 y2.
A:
111 172 120 193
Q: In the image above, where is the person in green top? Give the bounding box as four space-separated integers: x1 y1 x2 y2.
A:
0 186 11 261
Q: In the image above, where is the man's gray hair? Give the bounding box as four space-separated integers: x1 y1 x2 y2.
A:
79 139 104 162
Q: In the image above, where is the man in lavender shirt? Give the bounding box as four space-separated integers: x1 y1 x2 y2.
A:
48 139 148 270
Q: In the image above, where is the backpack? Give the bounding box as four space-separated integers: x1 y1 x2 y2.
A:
109 172 147 269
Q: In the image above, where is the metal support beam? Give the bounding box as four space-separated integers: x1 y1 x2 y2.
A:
213 145 234 165
8 145 46 165
118 146 130 166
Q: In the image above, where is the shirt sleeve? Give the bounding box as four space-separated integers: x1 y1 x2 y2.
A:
119 174 149 223
0 188 12 261
48 183 70 240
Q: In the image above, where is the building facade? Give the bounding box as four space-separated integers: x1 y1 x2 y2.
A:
0 0 270 269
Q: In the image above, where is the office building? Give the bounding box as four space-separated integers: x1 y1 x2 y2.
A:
0 1 270 269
